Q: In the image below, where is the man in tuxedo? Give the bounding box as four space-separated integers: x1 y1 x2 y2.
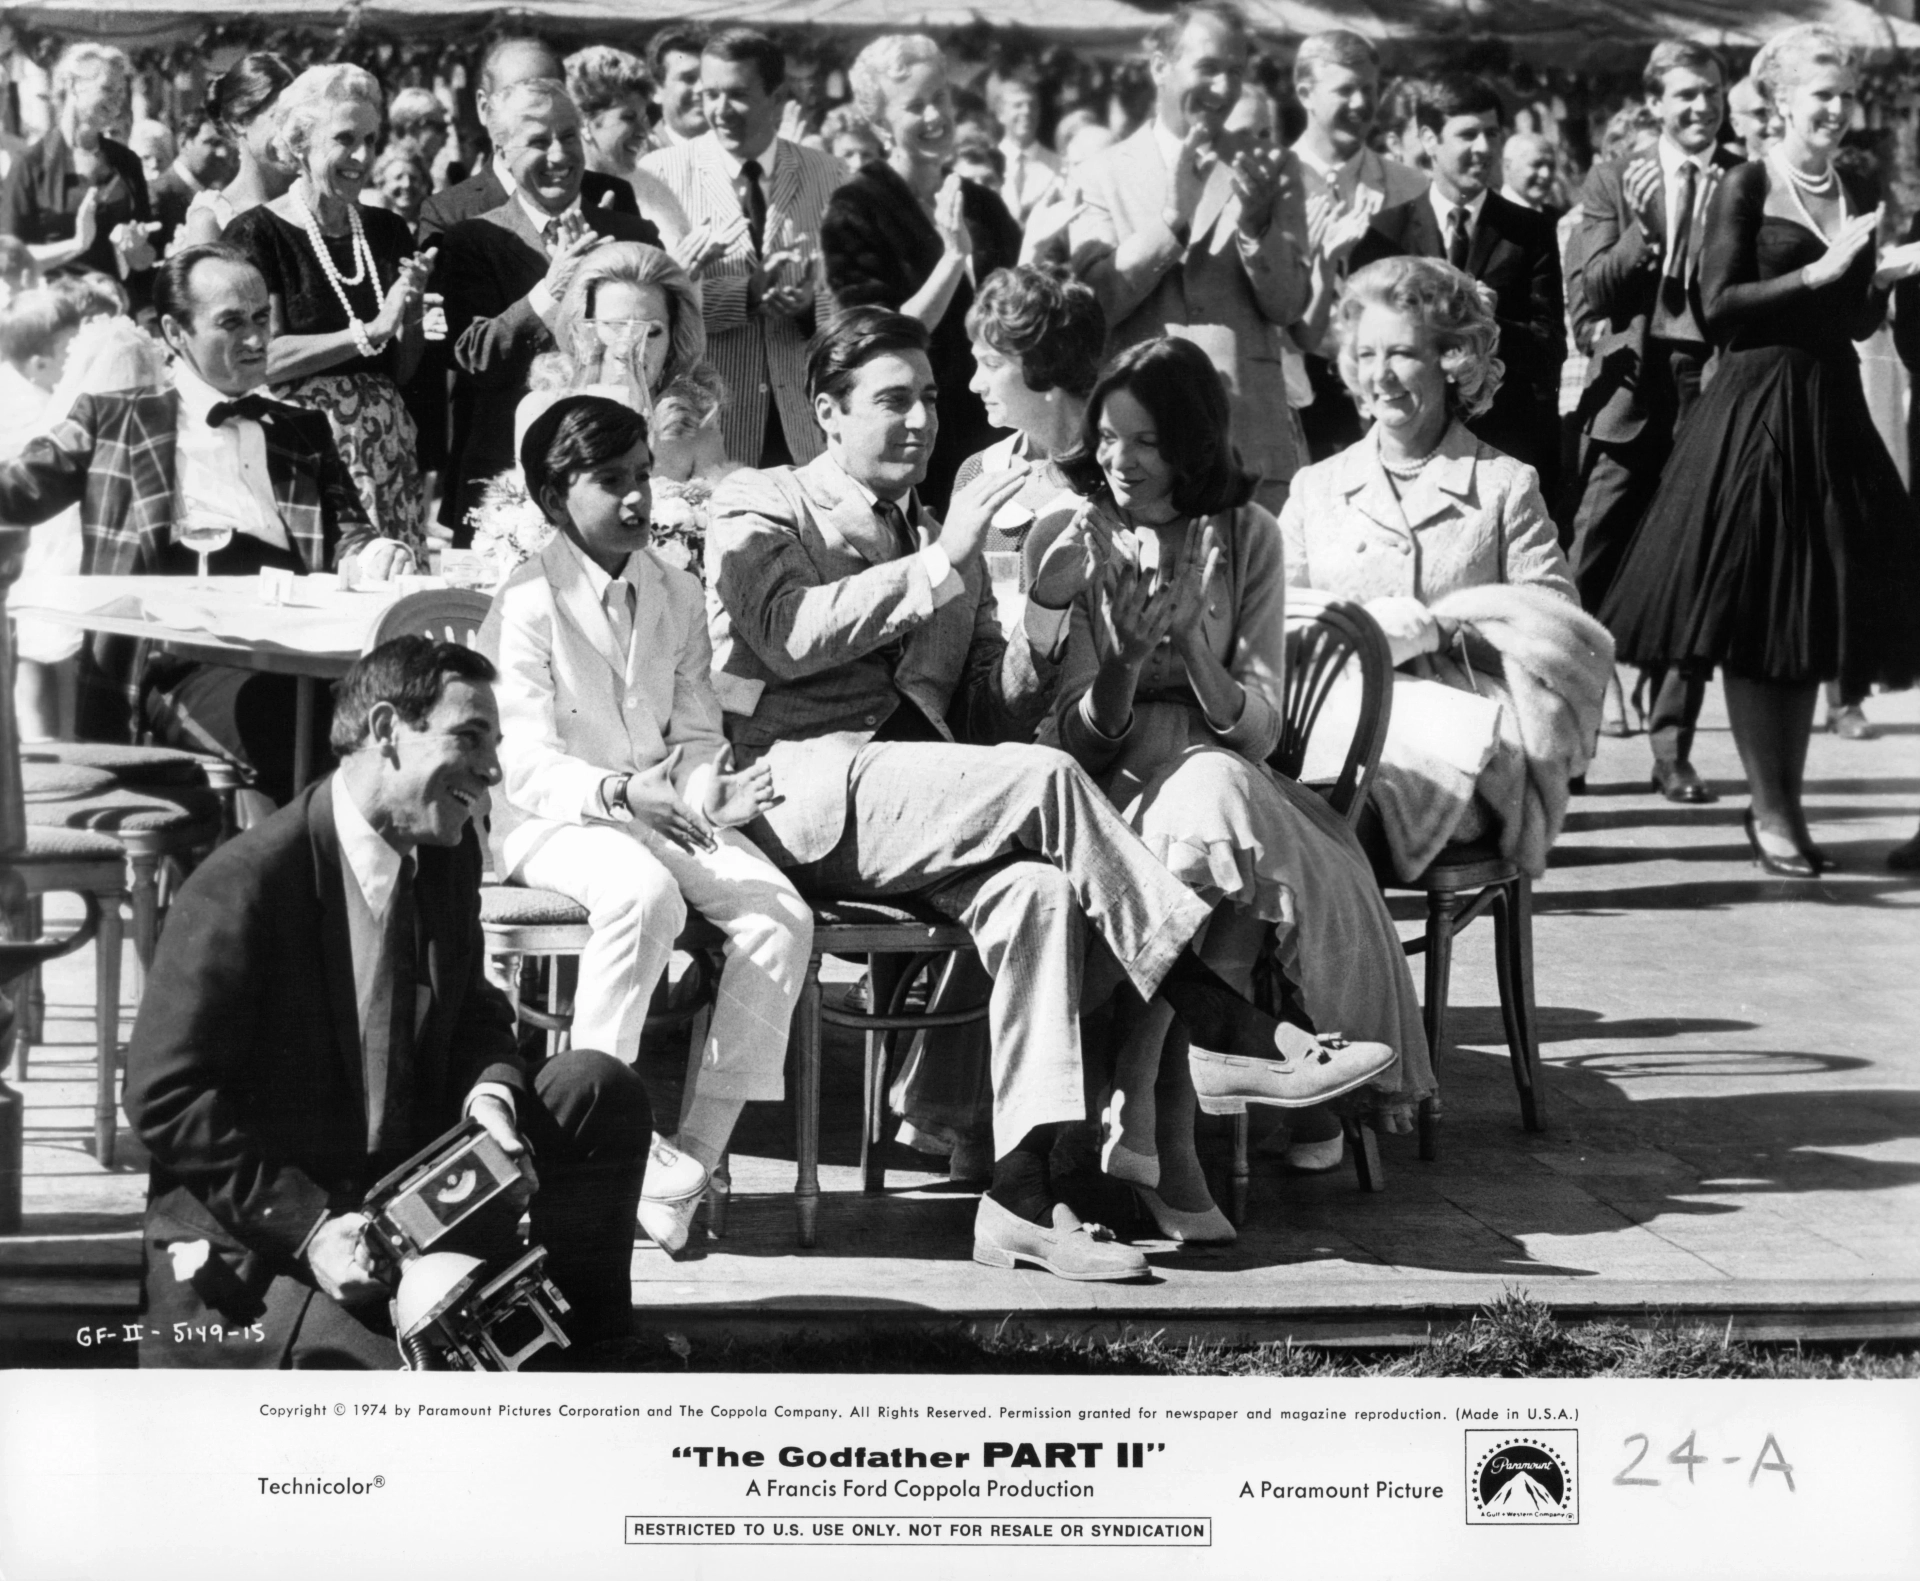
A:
432 80 659 536
123 637 650 1367
1565 41 1735 804
708 308 1381 1281
0 244 410 794
1069 1 1311 512
1353 73 1566 499
639 27 842 469
147 106 236 256
1288 29 1428 462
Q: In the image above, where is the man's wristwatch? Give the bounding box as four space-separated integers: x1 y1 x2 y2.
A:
600 772 634 822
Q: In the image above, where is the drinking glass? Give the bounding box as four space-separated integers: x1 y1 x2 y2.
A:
174 509 235 589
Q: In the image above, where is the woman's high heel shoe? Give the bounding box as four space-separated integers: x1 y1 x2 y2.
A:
1100 1092 1160 1189
1134 1186 1236 1245
1744 809 1818 879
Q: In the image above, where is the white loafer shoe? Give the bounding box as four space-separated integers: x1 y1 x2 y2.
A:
638 1189 706 1257
644 1135 708 1202
972 1197 1148 1282
1190 1027 1396 1111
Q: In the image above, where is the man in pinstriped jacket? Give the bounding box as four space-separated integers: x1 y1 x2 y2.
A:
638 27 844 470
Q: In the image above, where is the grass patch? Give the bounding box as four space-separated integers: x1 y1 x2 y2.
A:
597 1291 1920 1379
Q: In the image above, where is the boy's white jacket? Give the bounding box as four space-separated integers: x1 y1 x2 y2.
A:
479 531 728 877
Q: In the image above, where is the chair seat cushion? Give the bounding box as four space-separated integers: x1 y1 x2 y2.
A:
480 885 590 927
22 742 211 787
14 825 129 862
480 885 726 953
24 786 223 837
20 762 119 802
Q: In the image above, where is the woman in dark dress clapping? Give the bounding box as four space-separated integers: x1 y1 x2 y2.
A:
1602 24 1920 876
822 33 1023 513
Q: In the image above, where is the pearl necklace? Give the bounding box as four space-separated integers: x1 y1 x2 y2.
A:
1770 151 1849 242
1380 445 1440 479
293 190 382 358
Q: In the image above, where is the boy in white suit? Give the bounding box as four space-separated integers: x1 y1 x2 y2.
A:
482 394 812 1253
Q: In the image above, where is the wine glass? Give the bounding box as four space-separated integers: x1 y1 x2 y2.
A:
174 507 235 589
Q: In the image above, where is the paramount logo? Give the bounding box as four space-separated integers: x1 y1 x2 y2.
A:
1465 1431 1579 1525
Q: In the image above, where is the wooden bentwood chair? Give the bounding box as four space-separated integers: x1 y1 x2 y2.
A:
1215 596 1398 1220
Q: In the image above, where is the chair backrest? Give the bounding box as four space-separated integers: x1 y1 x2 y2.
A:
364 588 494 653
1270 598 1393 828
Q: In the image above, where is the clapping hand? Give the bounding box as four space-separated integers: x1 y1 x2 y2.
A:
627 746 714 853
934 173 973 262
1876 234 1920 286
672 216 735 276
1231 143 1289 238
378 248 436 339
1806 207 1881 288
935 462 1031 567
1093 557 1176 668
1027 498 1119 610
72 184 101 254
541 213 599 301
704 747 781 828
1308 185 1381 262
1164 521 1223 648
1169 123 1211 229
1623 156 1663 235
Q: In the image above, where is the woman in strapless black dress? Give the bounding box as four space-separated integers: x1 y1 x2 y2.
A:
1602 27 1920 876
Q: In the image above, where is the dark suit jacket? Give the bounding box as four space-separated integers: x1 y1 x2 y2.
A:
0 390 373 735
122 777 526 1366
416 164 635 247
406 166 639 477
430 198 659 534
1567 146 1743 446
1352 188 1566 475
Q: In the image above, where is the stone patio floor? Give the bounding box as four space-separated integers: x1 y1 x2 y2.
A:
4 683 1917 1357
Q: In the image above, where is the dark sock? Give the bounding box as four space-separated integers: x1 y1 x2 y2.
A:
1158 950 1316 1059
987 1125 1058 1226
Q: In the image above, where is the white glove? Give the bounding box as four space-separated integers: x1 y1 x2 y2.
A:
1365 595 1444 667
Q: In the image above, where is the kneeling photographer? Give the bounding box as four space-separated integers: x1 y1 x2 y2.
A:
124 637 650 1369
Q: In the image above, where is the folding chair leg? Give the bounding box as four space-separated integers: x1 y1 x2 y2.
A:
792 957 822 1248
1346 1116 1385 1192
22 898 43 1055
1418 889 1461 1162
94 898 124 1167
1492 876 1545 1132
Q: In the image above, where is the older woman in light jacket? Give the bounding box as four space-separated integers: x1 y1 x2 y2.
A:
1280 256 1608 880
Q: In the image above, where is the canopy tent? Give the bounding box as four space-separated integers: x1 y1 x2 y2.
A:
1 0 1916 63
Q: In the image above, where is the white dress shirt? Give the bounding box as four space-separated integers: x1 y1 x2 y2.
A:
1657 135 1716 271
1427 184 1490 254
331 775 513 1120
170 362 290 551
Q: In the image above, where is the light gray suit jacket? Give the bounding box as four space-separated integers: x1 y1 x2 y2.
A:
1070 124 1312 484
707 452 1062 865
638 134 845 466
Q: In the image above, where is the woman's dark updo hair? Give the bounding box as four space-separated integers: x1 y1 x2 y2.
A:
522 394 650 515
1059 337 1256 518
211 51 294 132
964 265 1107 402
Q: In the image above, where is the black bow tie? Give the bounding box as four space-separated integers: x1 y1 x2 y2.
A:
206 393 278 429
